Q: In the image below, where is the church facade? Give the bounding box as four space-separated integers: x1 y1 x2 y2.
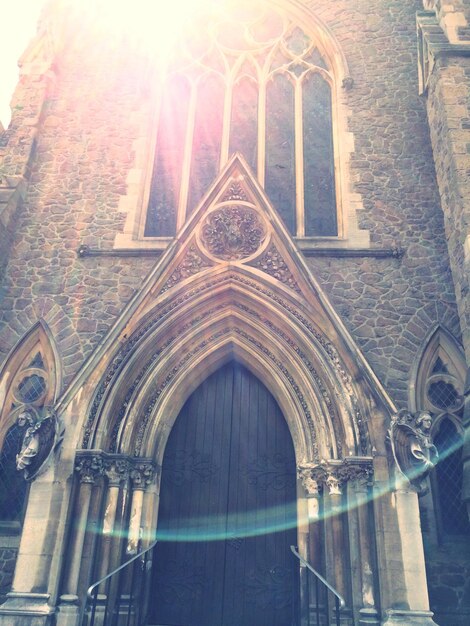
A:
0 1 469 625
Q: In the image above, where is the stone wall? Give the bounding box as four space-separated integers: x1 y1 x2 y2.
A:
426 57 470 362
0 547 17 604
426 544 470 626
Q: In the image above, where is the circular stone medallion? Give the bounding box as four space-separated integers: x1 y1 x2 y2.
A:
199 205 268 261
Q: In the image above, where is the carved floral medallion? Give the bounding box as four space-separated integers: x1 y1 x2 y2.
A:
199 205 267 261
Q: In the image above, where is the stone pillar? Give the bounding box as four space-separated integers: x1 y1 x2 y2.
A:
348 476 380 626
0 471 61 626
140 466 161 547
114 461 156 626
324 472 349 608
373 455 438 626
298 469 323 626
127 462 155 555
97 457 129 582
56 454 103 626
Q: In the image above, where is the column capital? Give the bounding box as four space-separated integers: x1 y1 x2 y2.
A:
300 457 374 496
130 459 158 490
103 455 130 486
74 452 104 484
297 466 321 497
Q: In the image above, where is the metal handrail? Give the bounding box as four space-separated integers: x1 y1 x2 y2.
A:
86 539 158 601
85 539 158 626
290 545 346 609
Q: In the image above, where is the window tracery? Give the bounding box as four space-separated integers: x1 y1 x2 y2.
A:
412 328 469 538
144 1 338 239
0 323 59 530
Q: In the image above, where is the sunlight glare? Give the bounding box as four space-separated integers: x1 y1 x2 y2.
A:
82 0 219 59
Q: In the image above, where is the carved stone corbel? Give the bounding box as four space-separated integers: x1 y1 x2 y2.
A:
13 405 64 481
388 409 438 494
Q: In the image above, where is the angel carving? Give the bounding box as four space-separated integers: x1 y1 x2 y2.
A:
15 406 63 480
388 409 438 494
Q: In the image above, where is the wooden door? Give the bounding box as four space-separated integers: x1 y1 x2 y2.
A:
149 362 298 626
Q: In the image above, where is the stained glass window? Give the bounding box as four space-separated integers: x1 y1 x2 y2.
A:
144 2 337 238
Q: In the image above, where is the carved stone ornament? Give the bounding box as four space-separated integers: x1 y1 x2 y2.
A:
302 457 374 496
103 456 130 486
75 453 104 484
297 468 320 497
250 244 301 294
221 180 249 202
199 205 267 261
130 461 157 489
160 244 212 293
14 405 64 481
388 409 438 494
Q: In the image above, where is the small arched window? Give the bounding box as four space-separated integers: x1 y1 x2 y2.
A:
144 2 337 239
412 327 469 538
0 322 59 530
433 418 468 535
0 424 29 526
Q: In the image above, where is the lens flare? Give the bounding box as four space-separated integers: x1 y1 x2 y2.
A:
86 435 468 547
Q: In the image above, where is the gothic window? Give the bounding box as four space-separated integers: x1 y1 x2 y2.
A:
0 322 59 531
433 418 467 535
412 328 469 538
144 2 338 239
0 424 28 526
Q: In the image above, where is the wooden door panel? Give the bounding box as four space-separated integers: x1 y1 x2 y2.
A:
150 362 298 626
150 367 232 625
222 365 297 626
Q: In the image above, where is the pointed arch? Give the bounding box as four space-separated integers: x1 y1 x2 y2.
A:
411 325 469 538
81 264 372 465
114 0 369 251
0 321 60 529
0 320 61 447
409 325 466 417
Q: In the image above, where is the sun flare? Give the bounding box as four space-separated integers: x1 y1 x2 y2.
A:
78 0 223 57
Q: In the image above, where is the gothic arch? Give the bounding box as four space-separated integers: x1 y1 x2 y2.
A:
114 0 368 250
0 320 61 528
0 320 61 446
82 266 371 466
411 324 469 539
409 324 466 415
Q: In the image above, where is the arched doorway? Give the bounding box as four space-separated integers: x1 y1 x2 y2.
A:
150 361 299 626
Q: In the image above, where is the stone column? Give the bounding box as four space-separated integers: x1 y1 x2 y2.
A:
98 457 130 581
298 469 323 626
127 462 155 554
56 453 103 626
114 461 156 626
0 470 64 626
373 455 438 626
348 475 380 626
140 467 161 547
325 472 349 605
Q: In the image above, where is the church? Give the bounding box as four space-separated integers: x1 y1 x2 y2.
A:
0 0 469 624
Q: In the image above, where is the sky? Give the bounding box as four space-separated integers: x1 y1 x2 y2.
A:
0 1 46 127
